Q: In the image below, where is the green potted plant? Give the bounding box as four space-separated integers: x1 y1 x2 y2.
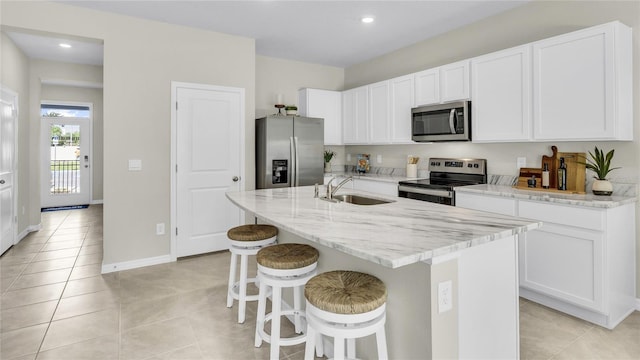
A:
324 149 336 173
285 105 297 115
583 146 620 196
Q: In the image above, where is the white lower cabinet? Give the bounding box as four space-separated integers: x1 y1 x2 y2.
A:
456 192 636 329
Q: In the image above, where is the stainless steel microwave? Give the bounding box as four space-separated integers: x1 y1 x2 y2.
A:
411 101 471 142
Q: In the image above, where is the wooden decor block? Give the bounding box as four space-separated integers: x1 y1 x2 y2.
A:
557 152 586 193
513 147 587 194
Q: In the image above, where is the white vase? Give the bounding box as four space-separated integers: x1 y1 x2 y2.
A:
324 162 331 173
592 179 613 196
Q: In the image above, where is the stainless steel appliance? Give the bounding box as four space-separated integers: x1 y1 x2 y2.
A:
398 158 486 205
256 115 324 189
412 101 471 142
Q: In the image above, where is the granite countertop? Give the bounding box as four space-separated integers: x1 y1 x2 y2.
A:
226 187 541 269
455 184 638 209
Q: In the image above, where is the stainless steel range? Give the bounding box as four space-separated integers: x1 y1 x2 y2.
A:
398 158 487 205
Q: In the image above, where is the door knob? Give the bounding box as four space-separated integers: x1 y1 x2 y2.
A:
0 180 4 184
232 176 239 182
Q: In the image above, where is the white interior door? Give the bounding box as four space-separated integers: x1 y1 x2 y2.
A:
174 83 243 258
0 87 17 255
40 116 91 208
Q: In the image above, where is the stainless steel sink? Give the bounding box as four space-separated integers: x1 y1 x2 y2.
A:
330 194 394 205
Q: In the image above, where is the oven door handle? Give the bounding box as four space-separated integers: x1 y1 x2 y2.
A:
398 185 453 198
449 109 457 134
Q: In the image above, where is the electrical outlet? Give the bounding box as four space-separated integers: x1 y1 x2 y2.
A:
517 157 527 169
438 280 453 313
346 153 352 162
156 223 165 235
376 154 383 164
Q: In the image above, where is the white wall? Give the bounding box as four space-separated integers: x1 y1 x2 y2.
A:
344 0 640 296
1 1 256 266
0 31 31 237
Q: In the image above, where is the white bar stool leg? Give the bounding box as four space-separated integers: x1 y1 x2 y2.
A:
347 338 356 359
238 253 249 323
226 252 237 308
255 280 268 347
376 327 388 360
270 285 282 360
334 336 345 360
304 324 316 360
294 285 302 333
315 333 324 357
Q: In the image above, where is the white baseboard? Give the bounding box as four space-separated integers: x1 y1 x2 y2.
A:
91 199 104 205
635 298 640 311
101 254 172 274
15 223 43 244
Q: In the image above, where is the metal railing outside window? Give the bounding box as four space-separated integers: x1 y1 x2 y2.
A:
50 160 80 194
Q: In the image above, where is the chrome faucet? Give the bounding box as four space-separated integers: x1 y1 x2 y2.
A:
326 176 353 200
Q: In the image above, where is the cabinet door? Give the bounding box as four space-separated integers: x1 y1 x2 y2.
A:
455 192 516 216
342 86 369 144
390 75 414 143
440 60 470 103
368 81 390 144
414 68 440 106
532 23 619 140
471 45 532 142
298 89 342 145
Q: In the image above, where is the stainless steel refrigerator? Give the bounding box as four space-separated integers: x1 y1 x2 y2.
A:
256 115 324 189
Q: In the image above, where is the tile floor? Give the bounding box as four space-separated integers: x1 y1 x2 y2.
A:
0 205 638 359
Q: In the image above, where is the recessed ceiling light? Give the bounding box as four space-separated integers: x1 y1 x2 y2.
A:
59 43 72 48
361 16 375 24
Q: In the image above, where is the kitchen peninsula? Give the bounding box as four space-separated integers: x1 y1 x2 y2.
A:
227 186 541 359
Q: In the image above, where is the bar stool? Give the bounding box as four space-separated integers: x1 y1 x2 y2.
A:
303 270 388 360
254 243 319 360
226 224 278 323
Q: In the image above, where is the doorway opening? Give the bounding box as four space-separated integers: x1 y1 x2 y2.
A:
40 102 92 210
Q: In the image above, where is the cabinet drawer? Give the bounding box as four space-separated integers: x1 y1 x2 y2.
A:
518 201 603 231
456 193 516 216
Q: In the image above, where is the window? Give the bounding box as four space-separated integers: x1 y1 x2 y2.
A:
41 104 90 118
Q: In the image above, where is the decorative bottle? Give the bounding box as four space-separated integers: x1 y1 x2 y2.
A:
557 157 567 190
542 163 550 189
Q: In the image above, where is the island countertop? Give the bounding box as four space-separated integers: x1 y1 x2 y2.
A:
226 186 541 268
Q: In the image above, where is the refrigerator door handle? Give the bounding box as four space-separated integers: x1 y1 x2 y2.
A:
293 136 300 186
290 136 296 186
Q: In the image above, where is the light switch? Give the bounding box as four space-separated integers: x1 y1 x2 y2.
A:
129 159 142 171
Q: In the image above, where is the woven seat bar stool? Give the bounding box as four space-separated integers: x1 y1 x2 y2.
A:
304 270 388 360
254 243 319 360
226 224 278 323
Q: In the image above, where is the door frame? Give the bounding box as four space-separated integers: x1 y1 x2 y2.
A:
40 100 93 207
0 85 18 250
170 81 245 261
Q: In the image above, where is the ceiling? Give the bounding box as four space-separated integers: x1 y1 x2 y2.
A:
6 0 530 68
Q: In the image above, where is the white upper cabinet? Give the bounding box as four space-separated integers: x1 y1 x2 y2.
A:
414 60 470 107
471 45 532 142
440 60 471 103
532 21 632 141
342 85 369 144
414 68 440 106
389 75 415 143
298 88 343 145
368 80 391 144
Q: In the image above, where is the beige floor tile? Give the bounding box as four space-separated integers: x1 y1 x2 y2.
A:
69 263 102 280
41 240 84 252
519 301 593 359
0 300 57 332
62 274 120 298
120 317 197 360
5 243 44 256
75 253 103 266
54 226 89 234
53 290 120 320
144 344 203 360
33 248 80 261
8 268 72 290
83 237 103 246
40 308 120 351
79 244 103 256
1 276 17 293
0 323 48 359
0 253 37 266
36 334 119 360
46 233 85 242
1 262 27 279
22 257 77 274
1 282 66 309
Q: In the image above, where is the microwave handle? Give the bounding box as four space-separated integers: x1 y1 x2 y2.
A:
449 109 457 134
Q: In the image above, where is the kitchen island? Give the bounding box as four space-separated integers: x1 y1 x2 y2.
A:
226 186 542 359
